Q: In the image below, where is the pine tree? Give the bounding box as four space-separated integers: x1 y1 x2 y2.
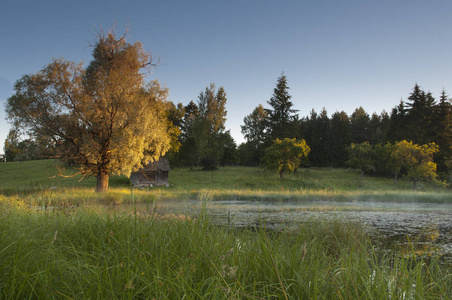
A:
265 73 299 140
317 108 331 166
303 109 330 167
181 100 199 141
386 101 408 142
378 111 390 143
329 111 351 167
405 84 437 144
350 107 370 144
303 110 318 166
434 89 452 175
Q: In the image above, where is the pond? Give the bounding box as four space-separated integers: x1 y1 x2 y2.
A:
119 199 452 258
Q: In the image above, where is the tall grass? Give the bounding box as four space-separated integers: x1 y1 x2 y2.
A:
0 196 450 299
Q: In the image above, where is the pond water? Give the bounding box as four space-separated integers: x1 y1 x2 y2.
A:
119 199 452 257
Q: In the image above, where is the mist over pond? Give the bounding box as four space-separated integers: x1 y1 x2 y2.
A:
119 199 452 257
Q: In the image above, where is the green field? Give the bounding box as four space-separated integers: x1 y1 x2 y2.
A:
0 159 450 205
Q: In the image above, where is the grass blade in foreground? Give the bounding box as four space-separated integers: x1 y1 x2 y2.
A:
0 198 451 299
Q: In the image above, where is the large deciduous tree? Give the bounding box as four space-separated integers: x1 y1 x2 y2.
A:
240 104 268 165
178 101 200 169
6 28 173 192
4 129 21 162
241 104 268 146
198 83 228 137
185 83 229 166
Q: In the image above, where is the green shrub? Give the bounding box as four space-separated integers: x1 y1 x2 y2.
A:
201 156 218 171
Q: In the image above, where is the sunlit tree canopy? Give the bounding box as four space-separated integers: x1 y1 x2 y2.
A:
262 138 310 178
6 27 174 192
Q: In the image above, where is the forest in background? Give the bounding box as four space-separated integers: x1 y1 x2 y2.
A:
168 75 451 181
4 74 452 181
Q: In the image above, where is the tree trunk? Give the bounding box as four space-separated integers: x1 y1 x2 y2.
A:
412 178 417 191
96 173 109 193
393 173 398 185
279 170 284 178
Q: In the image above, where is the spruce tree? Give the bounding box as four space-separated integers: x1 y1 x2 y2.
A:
265 73 299 140
350 107 370 144
329 111 351 167
303 109 330 167
434 89 452 175
405 84 437 144
386 101 408 142
317 108 331 166
368 111 389 145
181 100 199 140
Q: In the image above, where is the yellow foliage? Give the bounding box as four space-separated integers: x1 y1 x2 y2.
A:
263 138 311 178
7 28 174 192
392 140 439 185
0 195 28 210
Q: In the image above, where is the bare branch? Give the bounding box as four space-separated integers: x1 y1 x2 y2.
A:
47 164 83 179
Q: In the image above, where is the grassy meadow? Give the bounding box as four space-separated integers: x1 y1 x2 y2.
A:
0 159 450 205
0 159 451 298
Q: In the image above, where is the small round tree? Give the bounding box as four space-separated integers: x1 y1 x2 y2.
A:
391 140 440 189
262 138 310 178
346 142 374 177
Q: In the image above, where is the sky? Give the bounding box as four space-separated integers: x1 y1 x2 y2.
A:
1 0 452 153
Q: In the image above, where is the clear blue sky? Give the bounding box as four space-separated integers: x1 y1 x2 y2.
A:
1 0 452 153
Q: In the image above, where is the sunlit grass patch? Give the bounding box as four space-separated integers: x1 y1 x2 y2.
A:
1 160 450 203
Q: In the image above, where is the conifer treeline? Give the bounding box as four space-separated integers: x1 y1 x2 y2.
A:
239 76 451 178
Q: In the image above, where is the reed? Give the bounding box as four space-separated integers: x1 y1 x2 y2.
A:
0 197 450 299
